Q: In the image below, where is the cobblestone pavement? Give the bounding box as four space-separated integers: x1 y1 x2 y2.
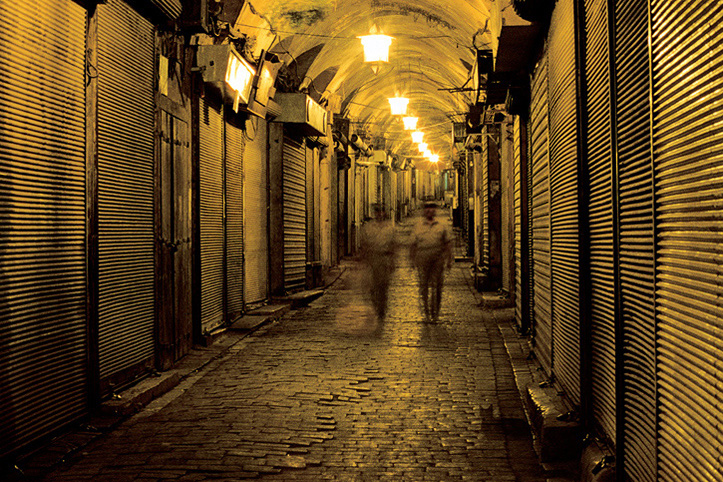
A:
43 214 547 481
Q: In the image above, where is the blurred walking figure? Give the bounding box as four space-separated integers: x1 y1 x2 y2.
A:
410 202 453 322
360 204 397 319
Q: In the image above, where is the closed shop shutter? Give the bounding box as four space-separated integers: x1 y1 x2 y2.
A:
97 0 155 383
529 51 553 375
651 2 723 480
283 135 306 291
244 120 269 303
513 117 530 333
149 0 182 19
615 0 656 480
199 97 225 333
0 0 87 457
481 142 490 273
225 118 244 318
548 0 581 405
584 0 617 444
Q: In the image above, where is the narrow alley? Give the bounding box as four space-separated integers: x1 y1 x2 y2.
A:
39 213 548 481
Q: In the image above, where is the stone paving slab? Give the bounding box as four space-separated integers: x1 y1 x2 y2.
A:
35 214 554 482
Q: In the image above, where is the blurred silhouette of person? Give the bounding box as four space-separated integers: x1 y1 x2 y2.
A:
360 204 397 319
410 201 453 322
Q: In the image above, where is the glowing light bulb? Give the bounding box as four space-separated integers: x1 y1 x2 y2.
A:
417 142 428 153
411 130 424 144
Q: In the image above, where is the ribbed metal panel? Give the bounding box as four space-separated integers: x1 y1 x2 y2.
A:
199 97 225 333
0 0 87 457
547 0 580 405
243 120 269 303
481 139 490 273
97 0 156 380
615 0 656 479
651 2 723 481
225 119 244 318
283 135 306 291
514 117 524 330
584 0 617 445
529 52 553 375
149 0 182 19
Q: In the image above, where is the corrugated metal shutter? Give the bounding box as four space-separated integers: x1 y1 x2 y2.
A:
651 2 723 481
481 141 490 273
199 97 225 333
0 0 87 457
547 0 581 405
243 120 269 303
149 0 182 19
584 0 617 444
225 118 244 318
615 0 656 479
513 117 528 332
283 135 306 291
97 0 156 381
529 51 553 375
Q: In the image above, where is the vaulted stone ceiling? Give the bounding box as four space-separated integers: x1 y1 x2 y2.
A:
248 0 520 168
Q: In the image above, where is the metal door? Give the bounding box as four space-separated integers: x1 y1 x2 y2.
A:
0 0 87 457
159 112 193 367
199 97 225 333
651 1 723 480
548 0 581 405
584 0 617 444
225 117 245 319
529 51 553 376
243 119 269 303
282 135 306 291
97 0 156 388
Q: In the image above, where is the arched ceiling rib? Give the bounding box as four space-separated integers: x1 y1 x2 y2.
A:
252 0 503 168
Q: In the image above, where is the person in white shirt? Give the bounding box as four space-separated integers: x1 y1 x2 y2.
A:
409 202 453 322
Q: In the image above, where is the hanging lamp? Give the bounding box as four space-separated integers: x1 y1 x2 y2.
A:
411 130 424 144
388 96 409 116
358 24 393 74
402 116 418 131
417 142 428 153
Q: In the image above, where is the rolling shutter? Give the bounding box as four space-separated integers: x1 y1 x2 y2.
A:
149 0 182 19
283 135 306 291
547 0 581 405
0 0 87 457
481 142 490 273
199 97 225 333
615 0 656 480
584 0 617 444
513 117 530 333
225 118 245 318
529 51 553 375
651 2 723 481
97 0 155 383
244 120 269 303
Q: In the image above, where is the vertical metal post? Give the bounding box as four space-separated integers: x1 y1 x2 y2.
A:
85 3 101 409
573 0 594 434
